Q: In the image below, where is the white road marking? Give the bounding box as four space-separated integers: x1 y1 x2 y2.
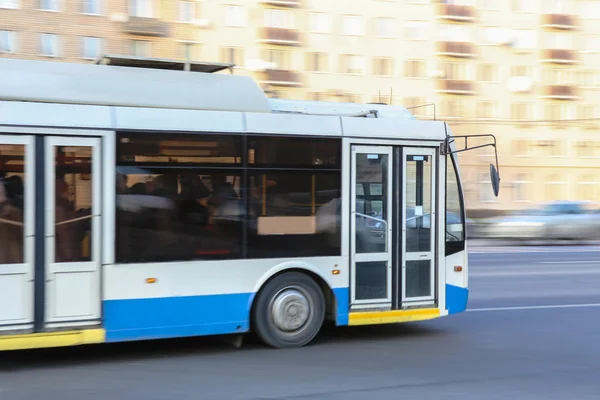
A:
537 261 598 264
467 303 600 312
469 247 600 254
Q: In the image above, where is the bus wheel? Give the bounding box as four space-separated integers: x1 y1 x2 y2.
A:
252 272 325 349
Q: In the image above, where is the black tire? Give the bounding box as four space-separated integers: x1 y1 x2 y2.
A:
252 272 325 349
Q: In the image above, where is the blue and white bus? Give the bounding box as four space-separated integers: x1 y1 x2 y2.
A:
0 55 500 350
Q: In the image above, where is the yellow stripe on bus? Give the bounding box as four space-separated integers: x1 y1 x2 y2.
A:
348 308 441 326
0 329 105 351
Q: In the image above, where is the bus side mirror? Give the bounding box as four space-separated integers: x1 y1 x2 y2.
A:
490 164 500 197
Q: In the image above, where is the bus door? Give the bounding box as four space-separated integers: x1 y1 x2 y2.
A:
0 135 34 329
350 145 393 308
401 147 437 305
44 136 102 327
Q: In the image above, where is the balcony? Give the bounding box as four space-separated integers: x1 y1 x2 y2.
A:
540 85 578 100
257 27 301 46
436 79 476 95
436 41 476 58
540 49 578 64
541 14 578 30
262 69 302 86
436 4 476 22
122 17 170 37
259 0 301 7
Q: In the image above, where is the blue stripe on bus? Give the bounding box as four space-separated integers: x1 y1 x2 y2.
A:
103 287 352 342
333 287 350 326
446 284 469 315
103 293 253 342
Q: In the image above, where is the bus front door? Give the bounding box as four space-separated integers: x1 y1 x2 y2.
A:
350 145 393 308
401 148 437 306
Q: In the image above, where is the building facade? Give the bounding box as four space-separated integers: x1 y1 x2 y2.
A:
2 0 600 213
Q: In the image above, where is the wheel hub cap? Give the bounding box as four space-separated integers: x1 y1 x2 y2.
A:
271 289 310 332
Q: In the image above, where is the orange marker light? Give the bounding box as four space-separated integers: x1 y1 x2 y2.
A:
332 269 341 275
454 266 463 272
146 278 157 284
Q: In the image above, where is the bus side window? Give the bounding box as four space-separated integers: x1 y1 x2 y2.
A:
446 154 465 255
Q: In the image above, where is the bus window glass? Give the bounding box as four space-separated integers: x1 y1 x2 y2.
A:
248 136 341 168
118 133 242 165
247 135 341 258
115 133 244 263
54 145 94 263
0 145 24 265
446 154 465 244
247 171 340 258
115 133 342 263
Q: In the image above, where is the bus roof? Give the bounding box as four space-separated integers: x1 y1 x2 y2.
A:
0 56 415 120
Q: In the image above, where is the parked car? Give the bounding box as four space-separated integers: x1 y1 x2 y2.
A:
472 201 600 241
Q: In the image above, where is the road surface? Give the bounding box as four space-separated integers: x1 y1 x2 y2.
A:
2 246 600 399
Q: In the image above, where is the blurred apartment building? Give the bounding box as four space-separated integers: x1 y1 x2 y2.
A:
2 0 600 212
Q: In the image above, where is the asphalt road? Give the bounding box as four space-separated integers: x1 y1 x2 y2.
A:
2 246 600 399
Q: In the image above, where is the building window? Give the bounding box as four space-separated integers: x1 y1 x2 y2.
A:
438 61 472 80
440 99 466 117
543 0 574 14
511 65 534 78
130 40 151 57
264 9 294 29
0 0 19 8
575 141 598 157
262 49 291 70
342 15 363 36
512 30 536 50
305 52 329 73
82 36 101 60
339 54 365 74
308 12 331 33
538 140 564 157
511 103 533 123
545 175 566 201
404 59 426 78
479 172 494 202
580 1 600 19
221 47 244 65
40 0 59 10
179 42 198 61
224 5 247 27
544 103 571 127
0 30 16 53
543 32 573 50
512 174 530 202
178 1 194 22
438 24 471 43
375 17 395 38
476 101 496 119
479 26 509 46
405 21 427 40
82 0 99 14
577 175 597 201
477 63 499 82
512 140 533 157
40 33 59 57
479 0 501 10
130 0 152 17
115 133 342 263
372 57 394 76
512 0 535 13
